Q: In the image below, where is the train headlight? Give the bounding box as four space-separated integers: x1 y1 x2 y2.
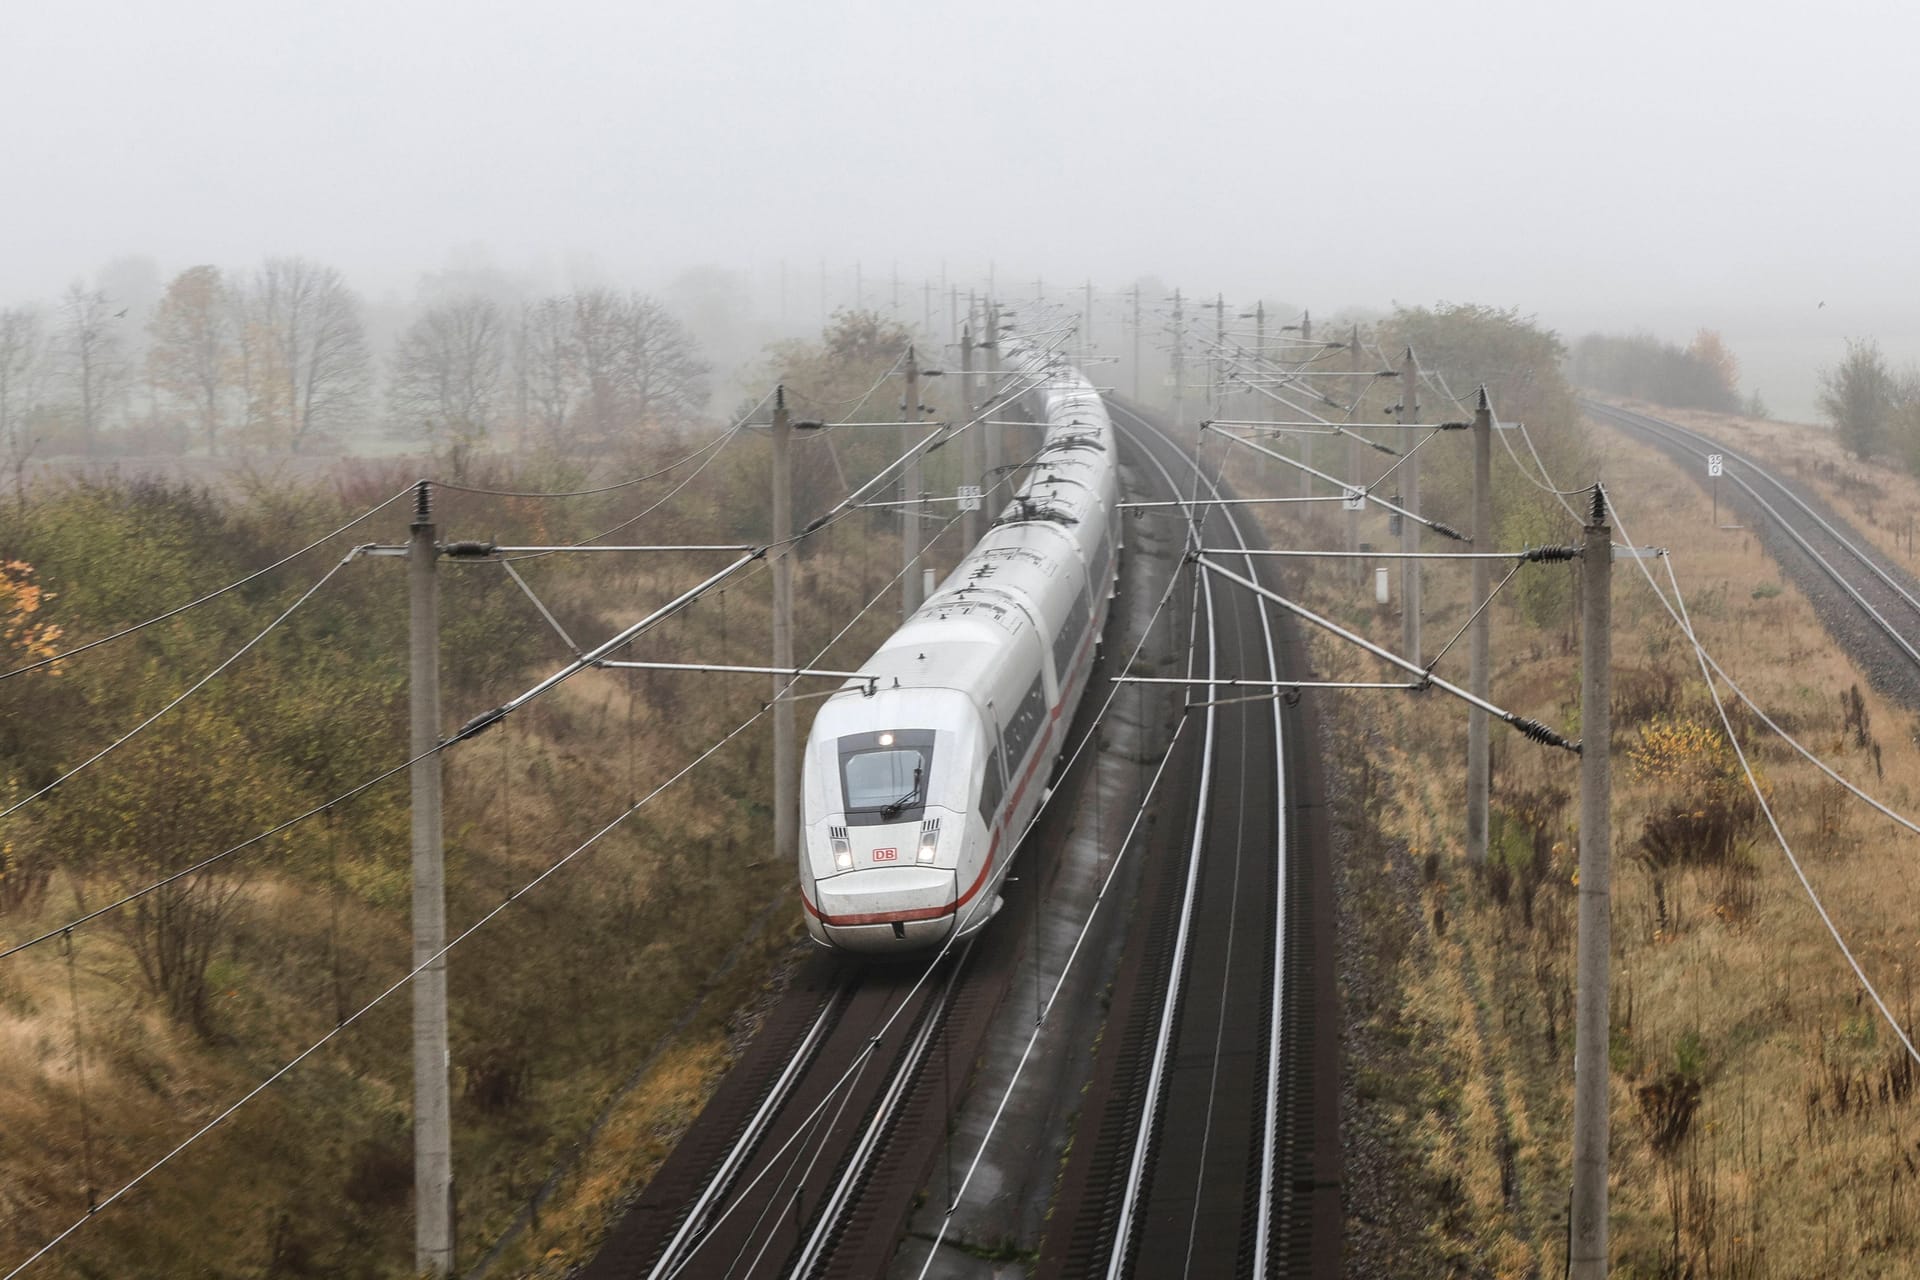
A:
830 827 853 871
917 817 941 864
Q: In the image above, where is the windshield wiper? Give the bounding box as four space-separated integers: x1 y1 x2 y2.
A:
880 767 924 819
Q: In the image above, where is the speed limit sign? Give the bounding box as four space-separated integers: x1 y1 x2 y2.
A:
1707 454 1724 477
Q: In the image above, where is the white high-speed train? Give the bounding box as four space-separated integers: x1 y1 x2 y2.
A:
797 341 1121 953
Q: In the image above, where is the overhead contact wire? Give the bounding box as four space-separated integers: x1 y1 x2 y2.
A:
0 549 362 822
0 484 414 682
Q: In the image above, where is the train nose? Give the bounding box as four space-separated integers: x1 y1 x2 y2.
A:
814 866 958 952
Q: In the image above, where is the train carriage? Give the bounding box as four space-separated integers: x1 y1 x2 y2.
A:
798 339 1120 953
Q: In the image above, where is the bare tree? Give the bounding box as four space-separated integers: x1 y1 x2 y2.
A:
517 296 577 451
148 265 235 455
388 295 506 466
0 307 46 501
58 283 128 449
250 257 370 452
616 291 709 428
567 288 708 450
571 287 627 448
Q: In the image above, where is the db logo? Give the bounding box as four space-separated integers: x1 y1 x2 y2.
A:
872 847 899 862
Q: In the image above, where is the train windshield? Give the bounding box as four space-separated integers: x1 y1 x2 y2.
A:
837 728 936 826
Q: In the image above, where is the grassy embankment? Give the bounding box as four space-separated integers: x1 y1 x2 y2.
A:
1227 401 1920 1277
0 435 937 1277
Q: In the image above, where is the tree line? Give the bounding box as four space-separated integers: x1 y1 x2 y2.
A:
0 260 712 482
1566 329 1749 415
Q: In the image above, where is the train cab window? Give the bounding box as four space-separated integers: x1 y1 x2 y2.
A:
837 728 937 827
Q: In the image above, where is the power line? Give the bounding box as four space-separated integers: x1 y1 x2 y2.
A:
428 415 769 498
3 383 1006 963
0 685 779 1280
1609 500 1920 1071
0 485 415 683
0 548 361 822
1501 402 1920 1065
1 550 762 964
493 425 747 563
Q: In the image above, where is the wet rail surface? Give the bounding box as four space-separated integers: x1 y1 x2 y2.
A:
578 395 1340 1280
1039 398 1339 1279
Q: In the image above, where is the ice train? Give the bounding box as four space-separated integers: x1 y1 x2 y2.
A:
797 340 1121 953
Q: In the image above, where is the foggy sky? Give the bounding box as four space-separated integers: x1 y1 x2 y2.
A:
5 0 1915 416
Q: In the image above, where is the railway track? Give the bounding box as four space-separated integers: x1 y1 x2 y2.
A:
576 394 1338 1279
577 416 1164 1279
1039 398 1338 1279
1586 401 1920 706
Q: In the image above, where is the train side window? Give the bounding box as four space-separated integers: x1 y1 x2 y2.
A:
1052 583 1092 677
979 746 1003 825
1003 671 1048 767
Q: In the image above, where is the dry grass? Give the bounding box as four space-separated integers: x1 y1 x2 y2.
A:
0 506 909 1276
1215 410 1920 1276
1612 397 1920 573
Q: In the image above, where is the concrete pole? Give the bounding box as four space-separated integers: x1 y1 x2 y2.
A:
1400 347 1421 664
1083 278 1094 369
1571 483 1614 1279
1131 285 1142 401
984 302 1003 494
961 319 979 548
1254 302 1267 485
408 481 453 1278
1213 292 1225 419
771 391 797 875
1171 289 1185 429
902 345 923 620
1467 388 1494 867
1299 309 1318 498
1347 327 1363 574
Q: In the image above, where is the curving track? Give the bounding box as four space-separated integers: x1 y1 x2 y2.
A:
1588 400 1920 708
1039 397 1339 1279
576 390 1339 1280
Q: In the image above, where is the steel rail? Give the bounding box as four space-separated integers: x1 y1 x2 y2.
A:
641 991 844 1280
1587 401 1920 670
1103 400 1290 1277
1102 412 1222 1279
790 955 967 1276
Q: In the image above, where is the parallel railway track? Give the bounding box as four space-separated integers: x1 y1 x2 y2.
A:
1587 401 1920 701
1040 398 1338 1279
578 394 1339 1279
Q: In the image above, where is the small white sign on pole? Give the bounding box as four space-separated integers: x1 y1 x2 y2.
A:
1707 454 1724 477
1341 486 1365 512
957 484 983 511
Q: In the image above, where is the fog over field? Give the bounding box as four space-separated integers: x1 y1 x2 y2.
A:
4 0 1915 418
